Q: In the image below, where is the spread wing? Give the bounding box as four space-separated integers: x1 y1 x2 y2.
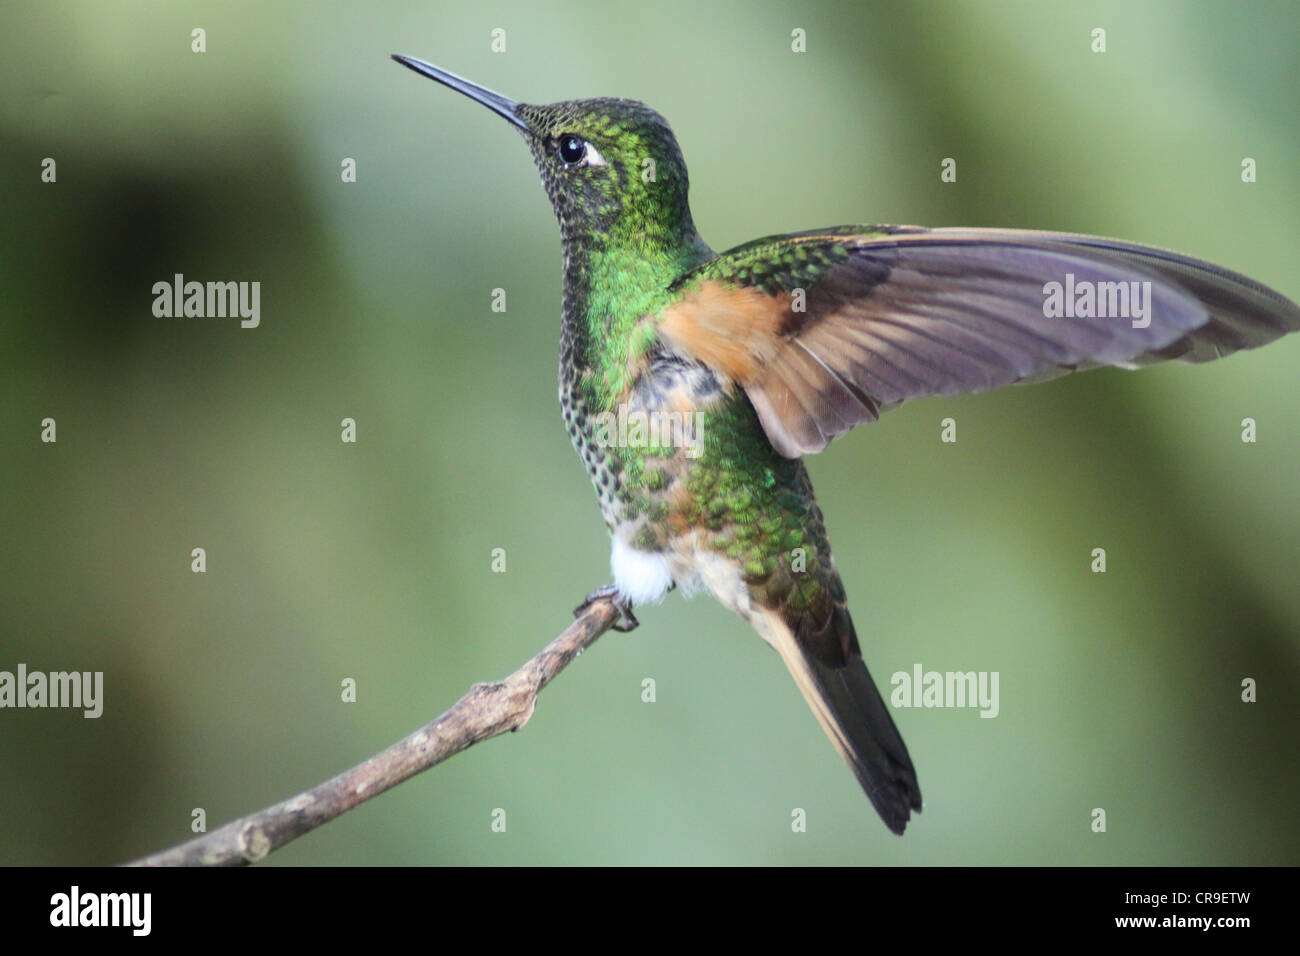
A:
656 226 1300 457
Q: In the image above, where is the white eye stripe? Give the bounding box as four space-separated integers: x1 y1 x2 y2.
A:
582 142 607 167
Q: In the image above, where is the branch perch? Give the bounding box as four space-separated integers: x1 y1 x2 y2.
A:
125 596 623 866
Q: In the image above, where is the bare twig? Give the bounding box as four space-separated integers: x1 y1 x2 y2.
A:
125 597 623 866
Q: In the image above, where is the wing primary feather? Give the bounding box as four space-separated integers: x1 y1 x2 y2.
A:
660 226 1298 457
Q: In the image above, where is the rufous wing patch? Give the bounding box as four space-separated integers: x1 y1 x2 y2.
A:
657 279 878 458
657 280 792 386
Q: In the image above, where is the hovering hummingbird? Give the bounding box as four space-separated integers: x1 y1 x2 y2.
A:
393 55 1300 834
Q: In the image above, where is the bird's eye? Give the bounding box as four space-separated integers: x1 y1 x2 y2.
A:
557 134 586 165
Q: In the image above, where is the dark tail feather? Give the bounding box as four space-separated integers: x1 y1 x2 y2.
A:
762 608 922 834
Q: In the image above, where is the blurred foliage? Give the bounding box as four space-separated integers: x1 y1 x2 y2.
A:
1 0 1297 865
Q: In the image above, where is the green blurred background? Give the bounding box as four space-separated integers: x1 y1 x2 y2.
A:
2 0 1297 865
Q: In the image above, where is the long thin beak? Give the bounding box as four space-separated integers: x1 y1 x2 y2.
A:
391 55 529 132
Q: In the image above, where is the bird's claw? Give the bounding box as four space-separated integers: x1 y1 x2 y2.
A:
574 584 639 632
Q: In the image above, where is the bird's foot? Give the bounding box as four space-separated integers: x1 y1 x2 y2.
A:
574 584 639 632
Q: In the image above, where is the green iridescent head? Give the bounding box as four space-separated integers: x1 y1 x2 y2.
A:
393 55 697 253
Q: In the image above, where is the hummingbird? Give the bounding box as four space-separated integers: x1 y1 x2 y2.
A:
392 54 1300 835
